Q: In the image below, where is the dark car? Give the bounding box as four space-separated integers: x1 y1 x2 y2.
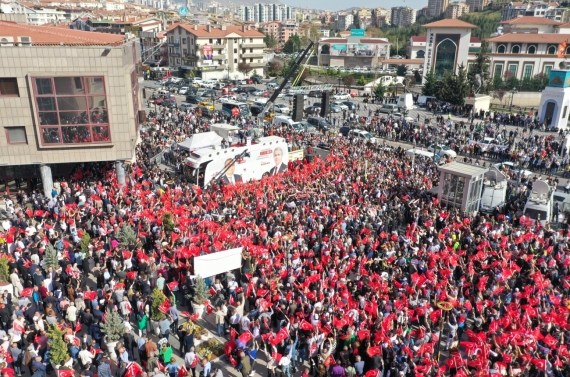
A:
161 99 177 108
201 89 217 97
186 95 203 104
304 105 321 115
307 116 332 132
339 126 351 136
250 105 264 116
239 86 257 93
342 101 356 110
155 96 176 105
309 90 323 97
196 106 212 116
250 76 262 84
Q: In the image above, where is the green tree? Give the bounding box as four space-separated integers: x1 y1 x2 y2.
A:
438 64 470 106
263 32 277 48
282 39 296 53
47 325 70 366
422 71 440 96
414 70 422 85
162 213 175 233
396 64 407 77
44 244 59 270
80 234 91 258
373 81 386 99
469 39 491 94
100 309 125 342
150 288 168 321
117 224 137 248
193 275 211 304
357 75 367 86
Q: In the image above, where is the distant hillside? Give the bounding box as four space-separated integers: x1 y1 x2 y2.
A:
459 10 502 40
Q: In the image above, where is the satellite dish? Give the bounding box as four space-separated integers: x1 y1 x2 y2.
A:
532 180 550 195
178 6 189 16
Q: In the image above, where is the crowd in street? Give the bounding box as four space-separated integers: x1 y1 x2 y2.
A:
1 101 570 377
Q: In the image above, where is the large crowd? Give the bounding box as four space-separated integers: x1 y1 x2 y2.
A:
1 100 570 377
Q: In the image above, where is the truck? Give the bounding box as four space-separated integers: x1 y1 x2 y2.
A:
523 180 552 226
480 167 507 213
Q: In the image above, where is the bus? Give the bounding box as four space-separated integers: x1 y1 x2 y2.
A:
184 136 289 187
221 100 250 117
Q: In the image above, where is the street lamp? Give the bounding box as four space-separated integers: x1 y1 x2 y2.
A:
509 88 517 112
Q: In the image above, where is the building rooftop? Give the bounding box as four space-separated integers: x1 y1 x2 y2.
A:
174 24 264 37
411 35 480 43
0 20 126 46
319 37 389 44
438 162 488 177
500 16 562 25
488 32 570 43
423 19 477 28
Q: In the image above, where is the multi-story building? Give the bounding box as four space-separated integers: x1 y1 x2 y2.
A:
260 21 298 44
417 6 430 18
165 24 266 80
465 0 488 12
390 7 417 27
0 2 67 25
317 36 391 68
372 8 391 26
428 0 450 17
0 20 141 194
501 1 569 22
237 3 295 22
446 2 470 18
335 12 353 31
407 35 480 59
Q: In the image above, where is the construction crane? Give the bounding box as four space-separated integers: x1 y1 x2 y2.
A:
257 41 314 124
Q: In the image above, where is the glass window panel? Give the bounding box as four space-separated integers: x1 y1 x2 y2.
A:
86 77 104 94
457 176 465 202
41 127 61 143
61 126 92 143
90 109 109 124
54 77 85 95
92 125 110 142
57 96 87 111
35 78 53 95
0 78 19 96
88 96 107 111
59 111 89 125
6 127 26 143
39 112 59 126
37 97 56 111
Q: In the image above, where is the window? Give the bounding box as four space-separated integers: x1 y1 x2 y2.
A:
234 59 237 63
494 63 504 78
523 64 533 79
32 77 110 145
563 105 568 119
508 64 518 76
234 48 237 53
544 65 553 76
0 78 19 96
527 45 536 54
547 45 557 54
511 45 520 54
566 45 570 55
5 127 27 144
497 45 506 53
250 58 253 62
182 38 186 44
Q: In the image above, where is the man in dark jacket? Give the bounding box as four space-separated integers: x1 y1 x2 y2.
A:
0 304 11 330
123 329 136 361
97 356 112 377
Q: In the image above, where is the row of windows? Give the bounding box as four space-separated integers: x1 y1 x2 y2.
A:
493 63 553 79
496 44 568 55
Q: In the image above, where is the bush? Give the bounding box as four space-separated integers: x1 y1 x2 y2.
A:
150 289 168 321
162 213 175 233
44 244 59 270
80 234 91 257
100 309 125 342
193 275 210 304
0 256 10 283
47 325 70 366
117 224 137 247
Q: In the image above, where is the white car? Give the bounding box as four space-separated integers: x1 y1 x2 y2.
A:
427 144 457 158
218 95 237 103
391 113 415 123
178 86 191 95
349 129 377 143
493 162 533 177
274 104 290 114
179 103 195 111
333 93 350 100
332 101 348 111
330 105 342 113
253 90 265 96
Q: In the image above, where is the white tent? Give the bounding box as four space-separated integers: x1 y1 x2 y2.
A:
177 132 223 151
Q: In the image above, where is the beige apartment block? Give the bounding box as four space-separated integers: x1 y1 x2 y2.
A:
0 21 140 196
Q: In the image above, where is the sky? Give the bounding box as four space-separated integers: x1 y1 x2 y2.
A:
280 0 427 12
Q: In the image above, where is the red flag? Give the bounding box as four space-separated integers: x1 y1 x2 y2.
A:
299 320 314 331
358 330 370 340
58 369 74 377
531 359 546 371
239 331 254 344
126 271 137 280
271 352 283 362
12 322 25 333
75 322 81 333
190 313 199 321
229 355 238 367
178 366 187 377
83 291 97 300
20 288 33 297
122 251 132 259
368 346 382 357
158 299 171 314
209 287 217 296
230 327 238 339
365 370 379 377
157 361 166 371
166 281 179 291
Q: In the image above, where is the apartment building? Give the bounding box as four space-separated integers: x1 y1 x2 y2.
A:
465 0 488 12
501 1 569 22
428 0 450 17
0 2 67 25
165 24 266 80
372 8 391 27
260 21 298 44
0 20 140 195
390 7 417 27
446 2 470 18
237 3 295 22
335 13 353 31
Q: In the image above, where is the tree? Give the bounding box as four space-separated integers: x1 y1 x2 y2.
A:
342 75 355 89
296 69 309 85
193 276 210 304
150 288 168 321
414 70 422 85
117 225 137 248
373 81 386 99
268 61 283 75
438 64 470 106
44 244 59 270
80 234 91 258
263 32 277 48
396 64 407 77
283 34 301 53
357 75 367 86
162 213 175 233
492 89 507 105
237 62 253 77
100 309 125 342
422 71 440 96
47 325 70 366
469 39 491 94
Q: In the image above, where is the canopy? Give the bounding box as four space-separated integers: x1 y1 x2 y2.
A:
177 132 223 151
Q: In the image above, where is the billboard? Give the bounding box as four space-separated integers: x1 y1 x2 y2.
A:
204 144 289 186
350 29 365 37
194 247 243 278
330 44 347 56
202 44 213 65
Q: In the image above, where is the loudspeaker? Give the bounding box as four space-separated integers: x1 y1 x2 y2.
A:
292 94 304 122
320 91 330 117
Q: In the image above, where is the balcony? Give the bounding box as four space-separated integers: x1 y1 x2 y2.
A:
201 64 227 71
168 43 179 47
241 43 266 48
241 52 265 58
250 62 266 68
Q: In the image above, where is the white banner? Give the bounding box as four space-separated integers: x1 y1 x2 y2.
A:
194 247 243 278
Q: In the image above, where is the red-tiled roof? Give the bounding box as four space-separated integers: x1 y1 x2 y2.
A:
0 20 126 46
411 35 480 43
423 19 477 28
175 24 264 37
500 16 562 25
488 32 568 43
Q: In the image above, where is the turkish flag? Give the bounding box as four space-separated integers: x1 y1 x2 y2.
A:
531 359 546 371
367 346 382 357
58 369 74 377
358 330 370 340
13 322 25 333
299 320 314 331
333 317 347 329
126 271 137 280
20 288 33 297
75 322 82 332
365 370 379 377
272 352 282 362
178 366 188 377
190 313 200 321
157 361 166 371
122 251 132 259
166 281 179 291
158 299 171 314
209 287 217 296
230 327 238 339
84 291 97 300
543 334 558 348
238 331 254 344
229 355 238 367
125 362 142 377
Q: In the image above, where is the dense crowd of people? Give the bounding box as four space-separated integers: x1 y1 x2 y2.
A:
1 100 570 377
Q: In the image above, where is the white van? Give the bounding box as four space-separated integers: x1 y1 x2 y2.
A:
253 98 269 107
158 89 170 96
523 180 552 226
417 95 436 107
272 115 294 128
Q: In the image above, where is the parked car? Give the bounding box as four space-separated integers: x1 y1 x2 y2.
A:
274 104 290 114
332 101 348 111
179 103 195 111
427 144 457 158
250 105 264 116
304 105 321 115
185 95 202 104
161 99 177 108
307 116 332 132
330 104 342 113
342 101 356 110
253 90 265 96
391 113 415 123
219 95 237 103
309 90 323 97
250 76 262 84
333 93 350 100
348 129 376 143
154 96 176 105
339 126 351 136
